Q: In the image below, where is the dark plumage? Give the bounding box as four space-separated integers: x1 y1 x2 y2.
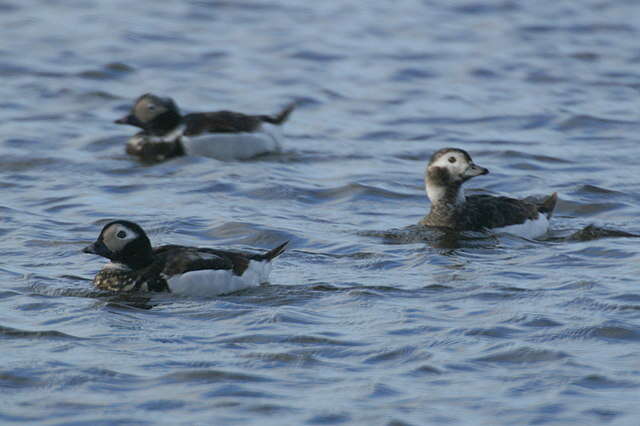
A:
83 220 288 294
425 193 558 231
125 139 184 161
420 148 557 237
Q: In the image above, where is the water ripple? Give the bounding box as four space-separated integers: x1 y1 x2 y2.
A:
2 0 640 424
0 325 84 340
474 347 569 364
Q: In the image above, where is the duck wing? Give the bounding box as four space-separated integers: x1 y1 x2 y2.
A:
189 241 288 276
460 195 542 230
153 245 235 277
183 111 263 135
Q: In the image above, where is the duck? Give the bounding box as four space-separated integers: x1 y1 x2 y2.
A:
83 220 288 296
420 147 558 239
114 93 295 162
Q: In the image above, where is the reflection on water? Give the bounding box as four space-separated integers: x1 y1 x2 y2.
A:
567 224 640 241
361 225 501 250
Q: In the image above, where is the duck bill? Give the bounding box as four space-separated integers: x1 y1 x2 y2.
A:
462 163 489 179
114 114 143 128
82 240 112 258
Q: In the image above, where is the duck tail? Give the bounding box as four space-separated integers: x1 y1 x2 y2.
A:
539 192 558 219
261 102 296 125
256 241 289 262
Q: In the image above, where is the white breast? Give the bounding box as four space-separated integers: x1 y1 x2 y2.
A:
492 215 550 239
126 125 185 152
181 123 283 160
102 262 131 271
166 260 273 297
126 134 147 151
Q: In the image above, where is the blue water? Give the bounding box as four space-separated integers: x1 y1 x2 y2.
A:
1 1 640 424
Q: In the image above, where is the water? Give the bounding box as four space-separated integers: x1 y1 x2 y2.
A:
1 0 640 424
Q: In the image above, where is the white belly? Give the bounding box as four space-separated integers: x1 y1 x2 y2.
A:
182 124 283 160
492 215 550 239
166 260 272 297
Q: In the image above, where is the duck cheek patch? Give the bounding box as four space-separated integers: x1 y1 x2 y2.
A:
428 166 455 186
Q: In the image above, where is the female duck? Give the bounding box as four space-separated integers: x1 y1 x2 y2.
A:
421 148 557 239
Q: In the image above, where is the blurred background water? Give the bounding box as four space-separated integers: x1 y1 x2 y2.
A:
1 0 640 424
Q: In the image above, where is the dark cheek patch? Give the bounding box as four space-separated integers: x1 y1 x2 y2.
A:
428 167 451 186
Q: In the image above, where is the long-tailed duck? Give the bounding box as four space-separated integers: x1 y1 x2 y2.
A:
114 93 295 162
420 148 558 239
83 220 288 296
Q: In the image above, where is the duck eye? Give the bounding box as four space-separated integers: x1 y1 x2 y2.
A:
448 157 456 164
148 104 156 111
117 231 127 239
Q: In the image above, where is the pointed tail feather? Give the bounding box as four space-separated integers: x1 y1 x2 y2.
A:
261 102 296 125
538 192 558 219
255 241 289 262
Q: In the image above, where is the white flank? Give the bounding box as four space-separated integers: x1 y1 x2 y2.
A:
167 260 272 297
182 124 283 160
493 215 550 239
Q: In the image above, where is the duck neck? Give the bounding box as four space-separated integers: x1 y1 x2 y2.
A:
147 110 183 137
118 237 156 271
124 251 155 271
426 179 465 208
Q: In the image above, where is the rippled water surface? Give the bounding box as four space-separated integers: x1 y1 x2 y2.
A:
2 1 640 424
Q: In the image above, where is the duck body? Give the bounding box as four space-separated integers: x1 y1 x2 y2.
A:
84 220 288 297
421 148 557 239
116 93 294 162
179 122 283 160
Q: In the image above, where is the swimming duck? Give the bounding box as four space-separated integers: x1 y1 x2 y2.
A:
115 93 295 162
83 220 288 296
420 148 557 239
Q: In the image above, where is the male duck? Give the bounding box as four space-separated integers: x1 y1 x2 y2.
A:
115 93 295 162
83 220 288 296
